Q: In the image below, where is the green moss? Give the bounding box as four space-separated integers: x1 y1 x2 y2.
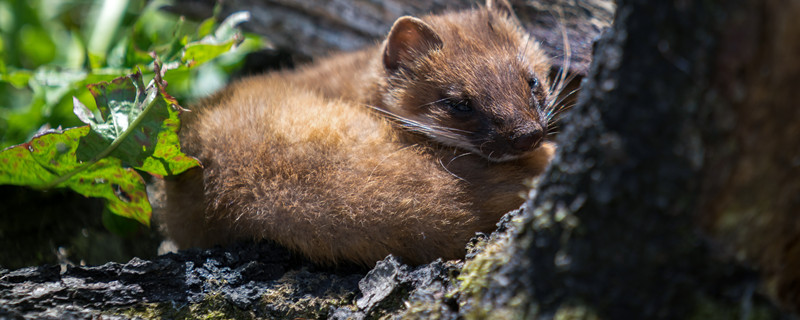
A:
401 299 444 320
553 304 600 320
108 267 360 319
114 293 254 320
458 241 504 299
457 235 527 320
689 293 782 320
258 269 357 319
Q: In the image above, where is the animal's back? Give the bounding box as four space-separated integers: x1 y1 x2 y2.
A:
161 76 484 265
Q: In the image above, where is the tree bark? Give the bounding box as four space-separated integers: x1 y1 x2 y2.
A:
458 0 800 318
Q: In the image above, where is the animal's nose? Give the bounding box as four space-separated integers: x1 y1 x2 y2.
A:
511 130 543 152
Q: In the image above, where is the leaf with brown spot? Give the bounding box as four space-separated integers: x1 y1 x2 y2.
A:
0 127 152 225
75 63 201 177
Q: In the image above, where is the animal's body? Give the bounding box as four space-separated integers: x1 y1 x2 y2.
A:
158 0 562 266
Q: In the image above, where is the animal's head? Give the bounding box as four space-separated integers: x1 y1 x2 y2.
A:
377 0 563 161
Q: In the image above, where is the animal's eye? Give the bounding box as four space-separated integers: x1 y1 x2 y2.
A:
528 77 544 96
528 76 547 109
528 77 539 90
445 99 472 113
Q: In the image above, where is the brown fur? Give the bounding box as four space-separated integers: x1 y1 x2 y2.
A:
158 0 558 266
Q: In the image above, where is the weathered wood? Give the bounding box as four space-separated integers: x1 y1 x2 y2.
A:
167 0 614 75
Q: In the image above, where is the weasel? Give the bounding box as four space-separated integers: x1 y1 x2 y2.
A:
158 0 566 266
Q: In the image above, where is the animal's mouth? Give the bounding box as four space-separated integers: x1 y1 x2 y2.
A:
427 132 544 162
472 134 545 162
471 141 545 162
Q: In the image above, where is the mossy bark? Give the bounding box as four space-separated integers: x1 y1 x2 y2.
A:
458 0 800 318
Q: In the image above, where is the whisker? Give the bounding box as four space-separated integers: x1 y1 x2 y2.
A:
546 103 576 127
543 8 572 121
557 16 571 94
366 104 474 134
416 97 450 109
547 87 580 112
486 151 497 164
546 124 561 134
478 140 492 154
543 75 580 124
439 157 469 183
550 98 578 116
553 73 580 101
446 152 473 167
518 34 532 63
550 72 579 97
552 102 576 117
549 93 578 111
365 105 471 140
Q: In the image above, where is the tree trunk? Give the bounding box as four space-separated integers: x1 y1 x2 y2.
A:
458 0 800 318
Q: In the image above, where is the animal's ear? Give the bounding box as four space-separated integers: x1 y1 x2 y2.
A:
383 16 443 73
486 0 519 23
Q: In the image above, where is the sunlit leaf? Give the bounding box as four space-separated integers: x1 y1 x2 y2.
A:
0 63 201 225
182 11 249 67
18 25 56 66
212 11 250 41
2 70 32 88
0 126 151 225
182 42 237 68
0 6 259 231
197 17 216 38
74 65 200 177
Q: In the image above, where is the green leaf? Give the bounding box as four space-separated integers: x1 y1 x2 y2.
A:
102 206 142 237
75 64 201 177
18 25 56 66
182 42 237 68
181 11 249 67
0 128 76 186
0 126 151 225
213 11 250 41
2 70 32 88
0 5 262 230
0 63 201 226
197 17 217 38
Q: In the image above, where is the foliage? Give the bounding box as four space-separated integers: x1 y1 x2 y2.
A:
0 0 265 148
0 0 267 231
0 64 196 226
